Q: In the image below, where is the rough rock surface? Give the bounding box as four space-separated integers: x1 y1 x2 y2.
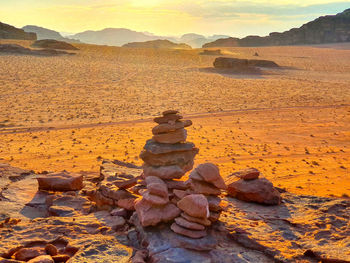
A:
1 163 350 262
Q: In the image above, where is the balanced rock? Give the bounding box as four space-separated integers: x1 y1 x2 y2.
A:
152 120 192 135
170 223 207 239
195 163 227 190
154 114 183 124
181 212 211 226
153 128 187 144
227 178 281 205
143 140 195 155
140 148 198 167
177 194 209 219
175 217 205 230
189 179 221 196
135 198 181 227
162 110 179 115
232 167 260 180
144 165 185 180
36 172 83 191
145 176 168 198
164 180 188 190
140 189 169 206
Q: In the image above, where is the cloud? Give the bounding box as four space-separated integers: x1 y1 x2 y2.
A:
165 1 350 19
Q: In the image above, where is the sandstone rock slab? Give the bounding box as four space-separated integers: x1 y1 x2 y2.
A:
227 178 281 205
36 172 83 192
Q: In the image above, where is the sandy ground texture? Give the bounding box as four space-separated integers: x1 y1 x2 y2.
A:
0 40 349 198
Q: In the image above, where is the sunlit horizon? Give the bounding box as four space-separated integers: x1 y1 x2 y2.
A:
0 0 349 37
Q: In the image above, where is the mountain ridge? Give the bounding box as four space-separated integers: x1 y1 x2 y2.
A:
22 25 81 43
203 8 350 48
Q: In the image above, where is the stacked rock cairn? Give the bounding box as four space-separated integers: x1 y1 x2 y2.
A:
170 163 227 238
135 110 199 227
135 110 227 239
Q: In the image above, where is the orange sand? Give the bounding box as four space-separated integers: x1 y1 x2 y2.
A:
0 40 349 198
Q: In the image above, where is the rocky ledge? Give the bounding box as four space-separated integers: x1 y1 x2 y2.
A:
1 161 349 263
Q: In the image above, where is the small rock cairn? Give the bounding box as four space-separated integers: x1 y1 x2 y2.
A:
135 110 227 240
135 110 199 227
170 163 227 238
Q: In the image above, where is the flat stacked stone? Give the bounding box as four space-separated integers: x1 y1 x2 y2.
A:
187 163 227 222
171 194 210 238
136 110 199 227
88 160 140 211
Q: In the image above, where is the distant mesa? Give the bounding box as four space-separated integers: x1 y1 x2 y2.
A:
31 39 79 50
0 44 75 56
199 49 222 56
0 22 37 40
122 39 192 49
22 25 81 43
213 57 279 72
203 8 350 48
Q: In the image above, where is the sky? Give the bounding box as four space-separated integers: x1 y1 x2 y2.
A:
0 0 349 37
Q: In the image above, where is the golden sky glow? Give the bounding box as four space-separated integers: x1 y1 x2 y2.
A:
0 0 348 37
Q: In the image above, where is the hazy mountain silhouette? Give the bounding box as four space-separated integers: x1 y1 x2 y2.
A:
69 28 175 46
23 25 80 43
179 33 230 48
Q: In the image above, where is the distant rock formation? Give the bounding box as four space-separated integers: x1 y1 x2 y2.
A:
203 8 350 48
22 25 80 43
213 57 279 72
122 39 192 49
31 39 79 50
0 44 75 56
180 33 230 48
199 49 222 55
0 22 37 40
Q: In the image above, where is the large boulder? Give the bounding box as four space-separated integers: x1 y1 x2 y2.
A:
36 172 83 191
226 178 281 205
213 57 279 70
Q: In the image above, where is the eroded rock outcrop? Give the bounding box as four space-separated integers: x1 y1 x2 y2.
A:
203 9 350 48
31 39 79 50
0 44 75 56
0 22 36 40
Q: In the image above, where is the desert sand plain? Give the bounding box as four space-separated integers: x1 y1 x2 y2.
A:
0 39 349 198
